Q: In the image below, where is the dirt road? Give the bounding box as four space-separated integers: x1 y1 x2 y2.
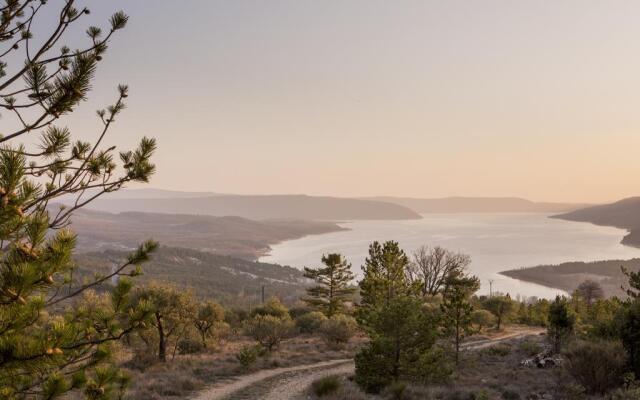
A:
192 327 544 400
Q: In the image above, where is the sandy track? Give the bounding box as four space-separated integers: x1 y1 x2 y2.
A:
190 359 352 400
192 327 544 400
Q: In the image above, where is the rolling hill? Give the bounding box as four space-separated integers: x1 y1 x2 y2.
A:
553 197 640 247
365 196 586 213
73 194 422 220
75 246 310 306
65 208 344 259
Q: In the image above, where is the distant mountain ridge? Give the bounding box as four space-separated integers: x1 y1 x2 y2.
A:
64 207 344 259
364 196 586 213
80 194 422 221
553 197 640 247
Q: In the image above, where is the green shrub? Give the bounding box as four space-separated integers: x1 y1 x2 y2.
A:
236 345 261 369
177 337 205 354
296 311 328 334
311 375 341 397
252 297 289 318
471 309 496 330
319 314 357 347
245 314 294 351
563 339 626 394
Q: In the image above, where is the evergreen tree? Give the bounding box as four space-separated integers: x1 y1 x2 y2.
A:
358 241 415 312
440 272 480 365
548 295 575 353
303 253 355 317
0 3 157 397
354 241 448 393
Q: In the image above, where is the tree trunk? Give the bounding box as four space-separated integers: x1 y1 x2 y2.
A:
156 313 166 362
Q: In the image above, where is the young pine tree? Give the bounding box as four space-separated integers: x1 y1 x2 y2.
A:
0 2 157 398
441 272 480 365
303 253 356 317
354 241 449 393
548 295 575 353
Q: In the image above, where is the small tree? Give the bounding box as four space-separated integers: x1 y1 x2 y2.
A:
355 241 449 393
482 295 515 330
548 295 575 353
407 245 471 296
576 280 605 308
441 272 480 365
245 314 294 352
303 253 356 317
133 283 197 362
471 309 495 331
354 295 447 393
194 301 225 349
295 311 328 334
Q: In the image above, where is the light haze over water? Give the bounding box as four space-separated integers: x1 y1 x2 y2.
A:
261 213 640 299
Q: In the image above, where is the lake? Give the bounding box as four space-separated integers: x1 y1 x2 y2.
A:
260 213 640 298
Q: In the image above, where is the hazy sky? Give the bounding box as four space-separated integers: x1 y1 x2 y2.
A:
45 1 640 202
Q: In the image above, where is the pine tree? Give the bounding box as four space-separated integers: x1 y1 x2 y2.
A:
358 241 415 311
440 271 480 365
548 295 575 353
303 253 355 317
0 2 157 398
354 241 449 393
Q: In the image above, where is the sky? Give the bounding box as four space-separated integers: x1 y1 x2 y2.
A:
29 1 640 203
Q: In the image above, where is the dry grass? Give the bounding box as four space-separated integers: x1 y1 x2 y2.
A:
124 335 364 400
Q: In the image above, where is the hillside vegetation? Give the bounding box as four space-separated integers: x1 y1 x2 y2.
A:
553 197 640 247
74 194 422 220
501 258 640 297
76 246 309 306
66 208 344 259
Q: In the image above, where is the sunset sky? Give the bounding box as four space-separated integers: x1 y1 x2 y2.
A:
56 1 640 203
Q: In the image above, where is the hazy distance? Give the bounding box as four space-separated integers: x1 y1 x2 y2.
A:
58 1 640 203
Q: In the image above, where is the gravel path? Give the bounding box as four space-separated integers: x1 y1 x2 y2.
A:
192 327 545 400
191 359 352 400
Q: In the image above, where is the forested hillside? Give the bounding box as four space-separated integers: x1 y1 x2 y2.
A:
76 246 310 306
501 258 640 297
553 197 640 247
66 208 344 259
